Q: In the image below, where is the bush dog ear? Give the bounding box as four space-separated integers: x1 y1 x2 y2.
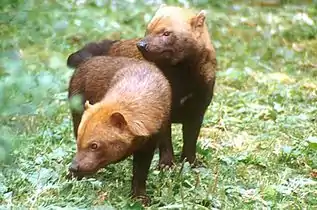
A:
84 100 92 110
191 10 207 28
129 120 150 137
110 112 127 130
110 112 150 137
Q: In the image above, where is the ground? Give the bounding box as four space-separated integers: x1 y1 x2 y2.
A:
0 0 317 209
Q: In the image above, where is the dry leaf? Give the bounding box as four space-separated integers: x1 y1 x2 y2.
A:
292 43 305 52
302 83 317 90
310 170 317 179
268 72 295 84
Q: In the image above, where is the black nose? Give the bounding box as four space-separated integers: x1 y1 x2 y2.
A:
69 159 79 172
136 40 147 51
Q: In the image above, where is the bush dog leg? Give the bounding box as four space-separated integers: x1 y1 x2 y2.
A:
158 122 174 169
132 137 157 204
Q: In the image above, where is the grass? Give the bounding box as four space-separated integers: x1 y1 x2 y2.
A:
1 0 317 209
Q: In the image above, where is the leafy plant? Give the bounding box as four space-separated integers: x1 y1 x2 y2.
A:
0 0 316 209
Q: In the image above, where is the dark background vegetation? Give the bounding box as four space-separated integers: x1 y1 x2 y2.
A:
1 0 317 209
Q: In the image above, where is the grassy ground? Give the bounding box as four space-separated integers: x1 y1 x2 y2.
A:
1 0 317 209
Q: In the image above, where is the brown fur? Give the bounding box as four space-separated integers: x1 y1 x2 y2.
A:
67 39 119 68
67 38 145 69
108 39 144 60
68 56 171 202
67 5 217 168
139 5 217 164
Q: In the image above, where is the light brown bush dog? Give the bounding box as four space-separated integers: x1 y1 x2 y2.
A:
68 56 171 203
67 5 217 167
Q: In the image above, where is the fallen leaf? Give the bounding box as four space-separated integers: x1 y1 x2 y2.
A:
302 83 317 90
292 43 305 52
292 12 314 26
257 0 281 7
98 192 108 202
268 72 295 84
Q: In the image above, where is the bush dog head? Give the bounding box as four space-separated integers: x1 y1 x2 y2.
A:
69 100 150 176
136 5 211 65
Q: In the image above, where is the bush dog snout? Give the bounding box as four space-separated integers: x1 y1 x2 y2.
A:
136 40 148 51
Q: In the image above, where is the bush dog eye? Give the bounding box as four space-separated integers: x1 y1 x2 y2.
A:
163 31 171 36
90 142 98 150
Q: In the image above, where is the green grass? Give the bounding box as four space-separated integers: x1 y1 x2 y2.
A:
1 0 317 209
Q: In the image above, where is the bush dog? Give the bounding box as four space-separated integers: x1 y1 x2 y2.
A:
67 5 217 168
68 56 171 203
